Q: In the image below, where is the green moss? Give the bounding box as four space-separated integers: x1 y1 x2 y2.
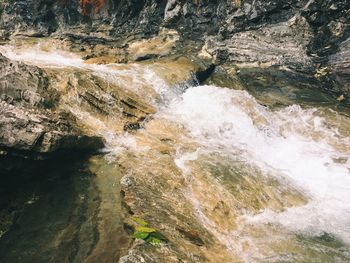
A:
146 236 161 246
131 217 163 246
135 226 156 233
132 231 149 239
131 216 149 227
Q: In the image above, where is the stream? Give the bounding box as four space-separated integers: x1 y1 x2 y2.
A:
0 41 350 262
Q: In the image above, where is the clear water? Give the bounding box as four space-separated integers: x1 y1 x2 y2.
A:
0 155 130 263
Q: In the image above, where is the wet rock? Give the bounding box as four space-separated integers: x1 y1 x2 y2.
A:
142 56 214 86
121 174 134 188
118 250 142 263
329 37 350 96
203 65 243 90
205 17 315 74
0 54 104 157
0 101 104 154
0 0 348 99
84 54 128 64
0 0 160 38
128 28 179 62
46 67 156 134
301 0 350 58
0 53 54 108
164 0 181 22
195 64 215 83
0 0 298 42
133 54 158 62
175 227 205 246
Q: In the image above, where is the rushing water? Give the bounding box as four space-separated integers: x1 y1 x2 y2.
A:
1 42 350 262
164 86 350 261
163 85 350 241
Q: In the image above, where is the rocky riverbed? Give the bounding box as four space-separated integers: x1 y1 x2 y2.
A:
1 1 350 262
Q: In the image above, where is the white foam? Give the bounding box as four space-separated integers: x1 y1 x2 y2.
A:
0 45 84 67
174 148 200 179
162 85 350 243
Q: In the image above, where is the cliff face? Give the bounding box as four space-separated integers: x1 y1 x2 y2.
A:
0 0 167 37
0 0 302 37
1 0 349 43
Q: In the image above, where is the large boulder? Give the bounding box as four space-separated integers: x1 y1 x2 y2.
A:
0 53 104 156
0 53 55 107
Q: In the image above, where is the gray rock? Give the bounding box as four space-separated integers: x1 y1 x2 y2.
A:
120 174 134 188
0 101 104 154
0 54 104 156
206 17 314 73
0 53 54 108
329 37 350 96
164 0 181 22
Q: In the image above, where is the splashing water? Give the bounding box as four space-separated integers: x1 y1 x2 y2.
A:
162 85 350 244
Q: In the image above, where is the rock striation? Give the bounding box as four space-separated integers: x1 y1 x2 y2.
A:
0 101 103 155
0 53 103 156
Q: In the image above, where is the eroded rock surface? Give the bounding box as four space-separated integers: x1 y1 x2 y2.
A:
0 53 104 156
204 16 314 72
0 101 103 154
0 53 52 107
